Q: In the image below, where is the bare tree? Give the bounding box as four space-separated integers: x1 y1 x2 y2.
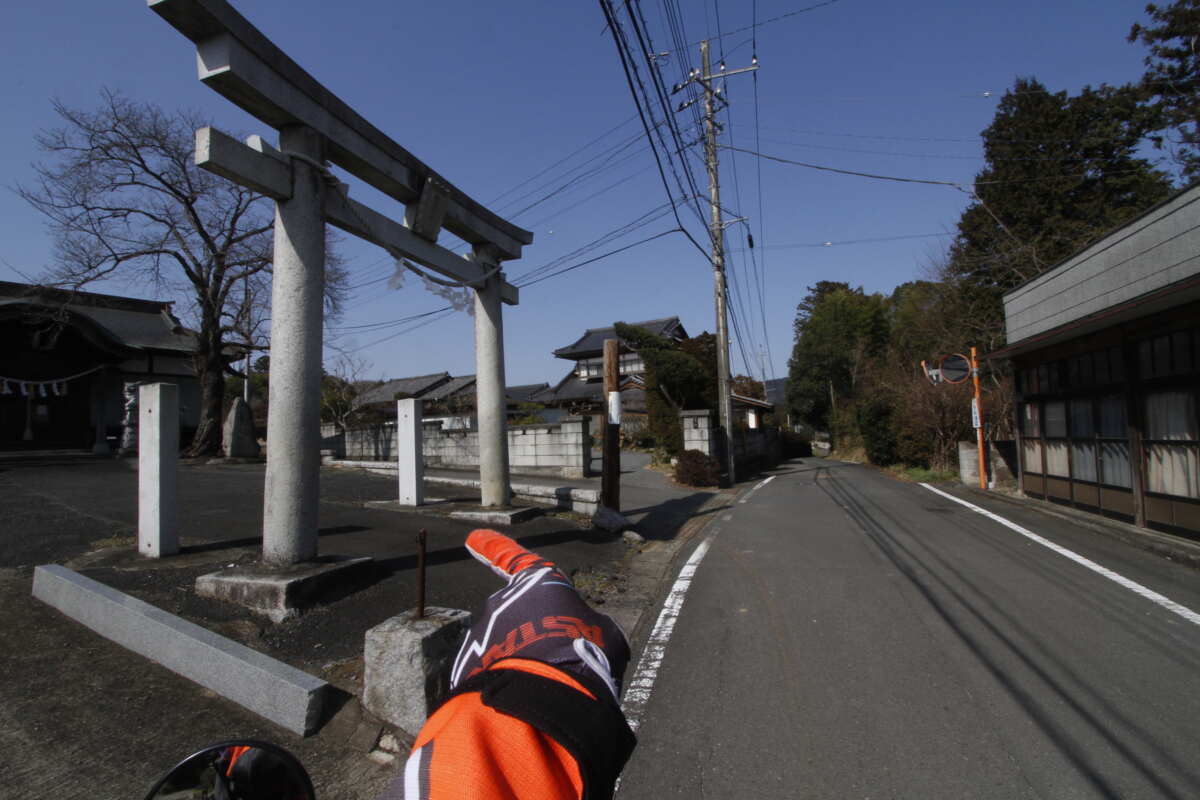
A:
18 90 341 455
321 353 373 433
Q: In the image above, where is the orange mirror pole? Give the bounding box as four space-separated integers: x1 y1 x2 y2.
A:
971 346 986 490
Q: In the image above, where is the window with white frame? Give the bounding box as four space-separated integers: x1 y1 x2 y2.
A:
575 359 603 379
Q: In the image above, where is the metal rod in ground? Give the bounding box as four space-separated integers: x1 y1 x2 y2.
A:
416 529 427 619
602 338 621 511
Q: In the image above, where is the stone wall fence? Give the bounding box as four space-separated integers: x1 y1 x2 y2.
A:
680 409 780 471
321 416 591 479
957 440 1018 488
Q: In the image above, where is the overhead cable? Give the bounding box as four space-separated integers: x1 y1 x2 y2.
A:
722 145 1153 187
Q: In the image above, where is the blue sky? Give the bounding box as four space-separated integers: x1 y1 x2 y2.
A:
0 1 1162 387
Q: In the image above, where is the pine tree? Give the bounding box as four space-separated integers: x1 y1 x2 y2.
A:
950 78 1171 296
785 283 888 434
1130 0 1200 181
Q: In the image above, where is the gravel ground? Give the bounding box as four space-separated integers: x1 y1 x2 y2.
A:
0 455 725 799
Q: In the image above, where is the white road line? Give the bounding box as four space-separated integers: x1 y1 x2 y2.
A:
738 475 775 504
620 534 715 734
921 483 1200 627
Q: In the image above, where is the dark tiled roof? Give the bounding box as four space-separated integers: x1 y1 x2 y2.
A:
538 372 603 402
506 383 549 403
0 280 196 354
355 372 451 407
534 372 646 412
421 374 476 402
552 316 686 360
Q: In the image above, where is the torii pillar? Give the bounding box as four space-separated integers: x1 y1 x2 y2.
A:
472 248 511 507
151 0 532 564
262 125 326 564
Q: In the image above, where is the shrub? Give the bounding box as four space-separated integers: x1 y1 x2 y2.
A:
780 430 813 458
674 449 721 486
856 398 898 466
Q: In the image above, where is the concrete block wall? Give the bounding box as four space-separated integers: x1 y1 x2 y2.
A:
324 416 591 478
505 417 590 478
681 410 780 471
735 428 775 459
321 422 397 461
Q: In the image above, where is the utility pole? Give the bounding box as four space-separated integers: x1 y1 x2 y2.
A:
601 338 621 511
691 40 756 484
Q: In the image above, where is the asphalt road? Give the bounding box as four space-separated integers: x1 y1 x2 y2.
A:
618 459 1200 799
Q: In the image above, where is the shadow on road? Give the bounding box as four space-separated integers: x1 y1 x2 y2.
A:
815 466 1200 800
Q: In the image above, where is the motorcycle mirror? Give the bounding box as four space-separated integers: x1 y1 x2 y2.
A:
144 739 316 800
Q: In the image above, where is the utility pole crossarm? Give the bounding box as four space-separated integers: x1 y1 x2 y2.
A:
702 64 759 80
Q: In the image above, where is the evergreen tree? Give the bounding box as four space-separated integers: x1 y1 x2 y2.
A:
1130 0 1200 181
785 283 888 434
949 77 1171 297
941 77 1172 356
614 323 715 455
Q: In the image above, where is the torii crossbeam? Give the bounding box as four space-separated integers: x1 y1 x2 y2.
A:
150 0 533 564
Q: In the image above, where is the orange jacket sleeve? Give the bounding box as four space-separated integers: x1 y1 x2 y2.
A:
381 660 634 800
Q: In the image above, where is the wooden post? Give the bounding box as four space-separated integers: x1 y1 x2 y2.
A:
601 339 621 511
1123 339 1147 528
971 346 987 490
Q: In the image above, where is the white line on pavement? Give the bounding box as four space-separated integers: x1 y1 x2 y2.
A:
739 475 775 504
620 533 715 734
921 483 1200 628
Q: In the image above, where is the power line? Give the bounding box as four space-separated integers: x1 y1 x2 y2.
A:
502 126 652 219
758 124 1167 147
754 135 1168 163
328 306 452 333
514 197 683 285
731 231 954 250
685 0 842 48
722 144 1154 187
331 215 687 350
717 76 770 382
336 123 664 310
484 114 640 207
629 1 706 210
721 145 965 186
329 306 457 355
600 0 710 253
750 0 776 381
518 228 682 288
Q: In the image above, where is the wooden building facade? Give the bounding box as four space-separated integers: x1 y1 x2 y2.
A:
996 186 1200 540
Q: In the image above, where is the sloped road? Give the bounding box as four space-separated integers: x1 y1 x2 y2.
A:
618 459 1200 799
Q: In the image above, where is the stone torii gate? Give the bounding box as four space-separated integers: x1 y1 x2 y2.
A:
150 0 532 564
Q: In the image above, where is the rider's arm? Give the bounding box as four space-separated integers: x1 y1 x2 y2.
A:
380 530 636 800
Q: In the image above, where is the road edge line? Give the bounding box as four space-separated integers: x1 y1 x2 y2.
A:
920 483 1200 628
620 530 717 734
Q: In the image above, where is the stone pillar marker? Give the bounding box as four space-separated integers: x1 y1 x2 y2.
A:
363 608 472 736
223 396 259 458
397 398 424 506
138 382 179 558
91 370 110 454
474 260 512 507
262 125 326 566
